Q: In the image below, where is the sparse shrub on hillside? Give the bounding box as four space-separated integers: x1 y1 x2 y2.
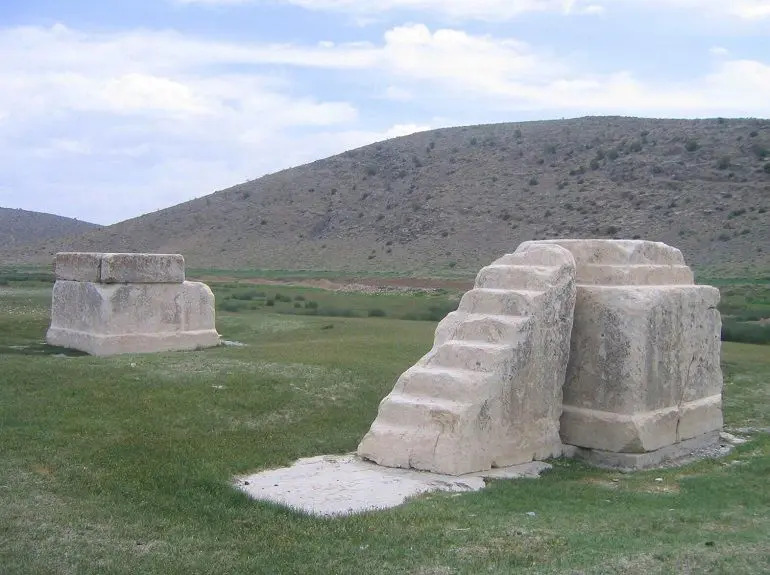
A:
764 163 770 174
607 149 619 160
717 156 731 170
685 139 699 152
589 159 600 170
751 144 769 159
365 165 377 176
368 308 386 317
528 177 539 186
304 300 318 309
514 128 522 139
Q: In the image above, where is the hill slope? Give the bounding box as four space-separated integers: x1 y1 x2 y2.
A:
0 208 98 251
3 117 770 274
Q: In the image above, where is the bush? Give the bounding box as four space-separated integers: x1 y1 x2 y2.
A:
368 309 386 317
716 156 731 170
304 300 318 309
219 300 247 313
274 293 292 303
266 299 275 306
721 321 770 344
685 139 699 152
231 289 264 301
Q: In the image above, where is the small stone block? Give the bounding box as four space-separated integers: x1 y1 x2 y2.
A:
54 252 103 282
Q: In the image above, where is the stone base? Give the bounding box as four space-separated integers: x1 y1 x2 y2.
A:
564 430 721 470
46 327 221 356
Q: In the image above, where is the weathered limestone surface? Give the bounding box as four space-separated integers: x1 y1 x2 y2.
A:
100 253 185 284
539 240 723 469
46 252 219 356
357 242 576 475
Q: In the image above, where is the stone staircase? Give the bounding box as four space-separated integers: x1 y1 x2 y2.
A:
357 242 576 475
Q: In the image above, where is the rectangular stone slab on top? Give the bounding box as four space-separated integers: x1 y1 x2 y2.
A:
54 252 185 284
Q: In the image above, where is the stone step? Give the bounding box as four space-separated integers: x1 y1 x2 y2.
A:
475 264 561 291
450 313 531 344
435 312 530 344
376 392 471 427
427 340 514 372
399 366 494 403
459 288 542 316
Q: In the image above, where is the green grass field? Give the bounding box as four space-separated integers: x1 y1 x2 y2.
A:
1 276 769 574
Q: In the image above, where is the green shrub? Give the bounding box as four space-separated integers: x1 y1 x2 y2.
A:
685 139 699 152
219 300 247 313
304 300 318 309
721 321 770 344
274 293 292 303
368 309 386 317
231 289 263 301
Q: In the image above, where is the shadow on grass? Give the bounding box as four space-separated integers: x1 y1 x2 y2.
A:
0 342 88 357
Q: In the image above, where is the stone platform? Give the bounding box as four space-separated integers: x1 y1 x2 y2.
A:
46 252 220 356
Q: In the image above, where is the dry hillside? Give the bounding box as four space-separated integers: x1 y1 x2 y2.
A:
0 207 98 251
3 117 770 274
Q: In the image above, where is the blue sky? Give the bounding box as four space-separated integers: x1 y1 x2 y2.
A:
1 0 769 225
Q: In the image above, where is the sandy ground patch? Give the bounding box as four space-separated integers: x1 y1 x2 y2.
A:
235 454 550 517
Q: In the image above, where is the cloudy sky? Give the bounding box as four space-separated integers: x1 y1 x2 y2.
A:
1 1 769 225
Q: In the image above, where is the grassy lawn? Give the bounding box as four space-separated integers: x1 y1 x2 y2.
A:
0 279 768 574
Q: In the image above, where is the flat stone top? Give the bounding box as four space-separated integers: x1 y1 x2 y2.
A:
531 239 687 266
54 252 185 283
